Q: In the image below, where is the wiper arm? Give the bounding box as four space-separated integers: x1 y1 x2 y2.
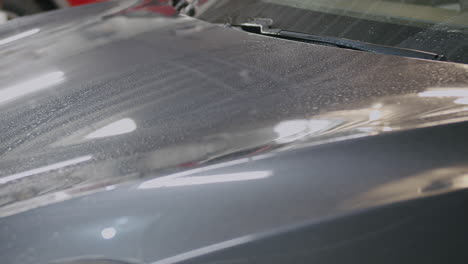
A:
233 18 446 62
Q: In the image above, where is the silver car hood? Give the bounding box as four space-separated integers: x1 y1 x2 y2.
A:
1 1 468 264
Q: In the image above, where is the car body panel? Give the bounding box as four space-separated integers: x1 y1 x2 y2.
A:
1 1 468 263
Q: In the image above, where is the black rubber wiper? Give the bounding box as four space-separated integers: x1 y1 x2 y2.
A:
232 18 446 62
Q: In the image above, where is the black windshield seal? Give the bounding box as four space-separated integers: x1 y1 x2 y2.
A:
234 20 446 62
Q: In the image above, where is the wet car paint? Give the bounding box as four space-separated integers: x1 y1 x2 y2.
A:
0 0 468 263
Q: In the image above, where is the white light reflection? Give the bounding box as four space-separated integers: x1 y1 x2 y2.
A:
453 175 468 189
0 155 92 185
0 28 40 45
418 89 468 98
105 185 116 191
139 171 271 189
101 227 116 239
162 158 248 178
85 118 136 139
454 97 468 105
274 119 332 143
139 156 275 190
368 109 382 122
53 191 70 200
373 103 383 109
0 71 65 104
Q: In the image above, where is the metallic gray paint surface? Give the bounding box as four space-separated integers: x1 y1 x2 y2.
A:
1 1 468 263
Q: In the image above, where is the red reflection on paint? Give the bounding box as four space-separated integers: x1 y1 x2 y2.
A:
68 0 177 16
68 0 107 6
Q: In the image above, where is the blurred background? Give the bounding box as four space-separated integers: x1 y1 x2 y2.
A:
0 0 99 23
0 0 466 24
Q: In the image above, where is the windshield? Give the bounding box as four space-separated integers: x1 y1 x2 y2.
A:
192 0 468 64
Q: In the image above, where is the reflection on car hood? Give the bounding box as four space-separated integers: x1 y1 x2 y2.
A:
1 1 468 264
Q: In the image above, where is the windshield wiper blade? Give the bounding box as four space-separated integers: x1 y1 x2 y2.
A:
233 18 446 62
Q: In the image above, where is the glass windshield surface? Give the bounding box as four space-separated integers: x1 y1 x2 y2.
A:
194 0 468 63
